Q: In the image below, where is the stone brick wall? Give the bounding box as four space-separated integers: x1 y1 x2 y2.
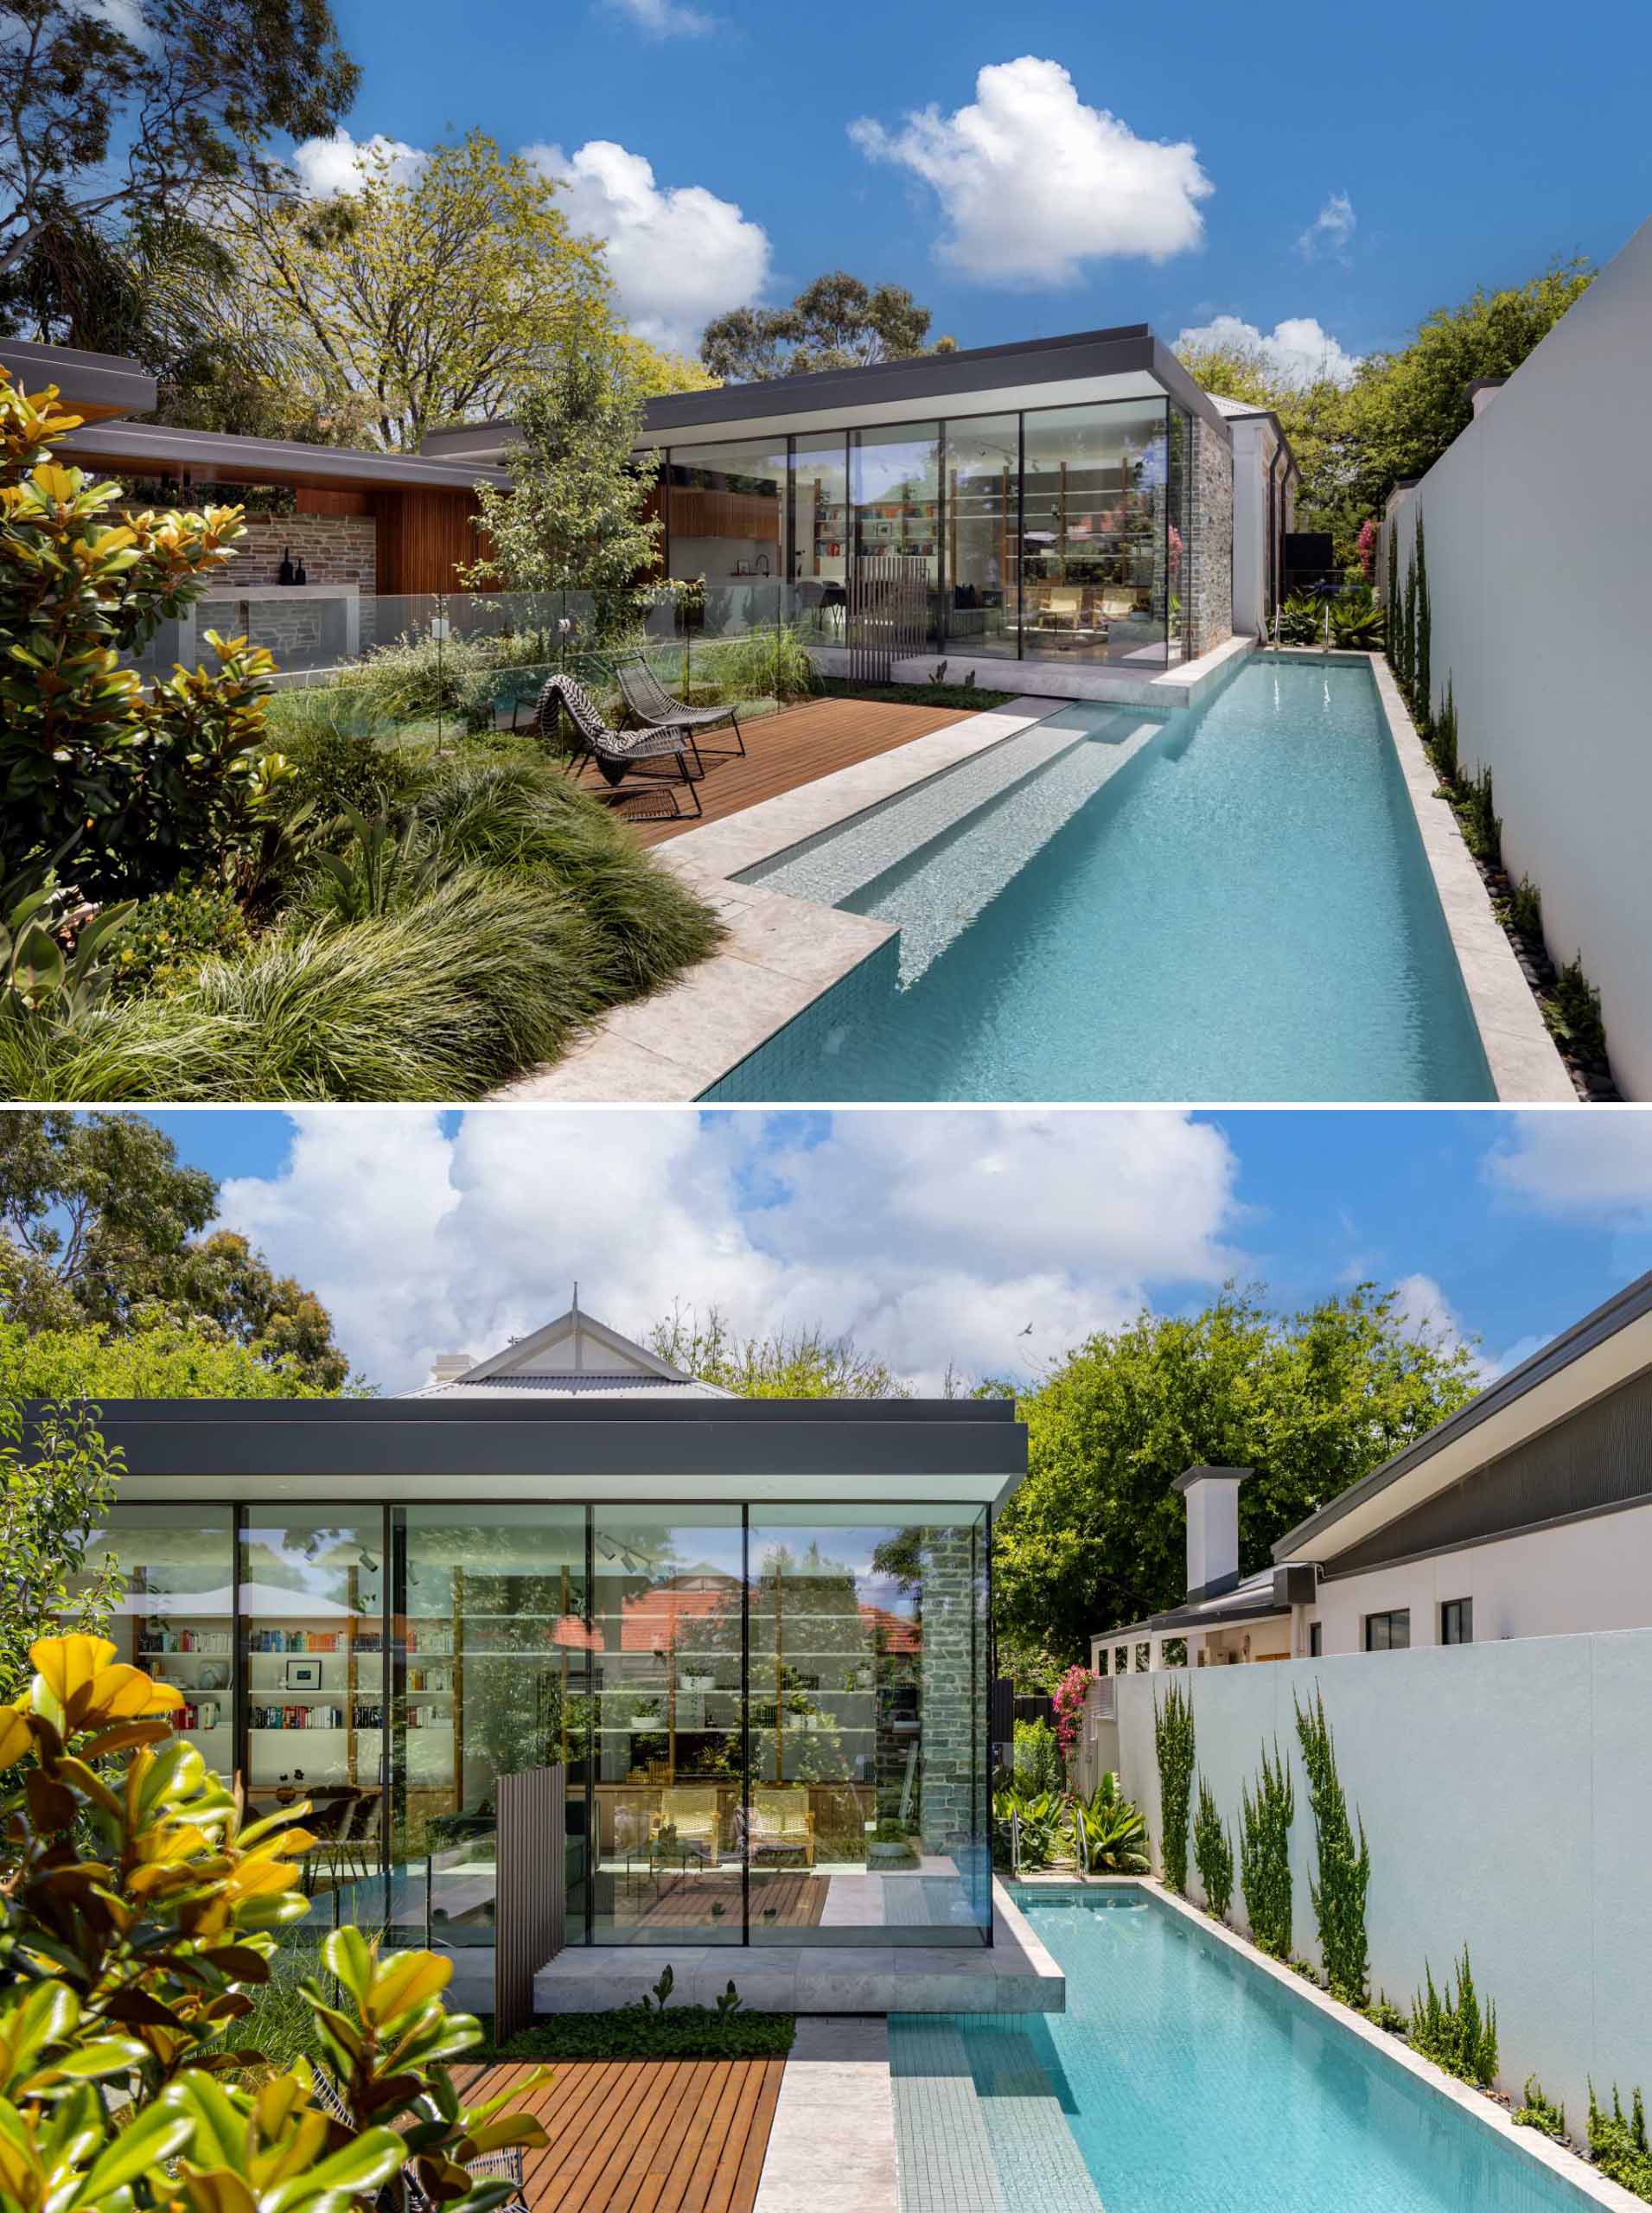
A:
1186 415 1234 657
228 515 377 591
916 1521 981 1857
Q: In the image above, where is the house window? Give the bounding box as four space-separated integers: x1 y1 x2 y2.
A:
1309 1622 1323 1657
1114 1645 1129 1676
1134 1642 1151 1674
1441 1598 1474 1646
1096 1648 1109 1676
1363 1609 1411 1652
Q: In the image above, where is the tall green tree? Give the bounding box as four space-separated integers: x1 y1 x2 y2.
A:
465 328 661 624
0 1398 123 1698
0 1111 354 1391
648 1305 911 1399
701 271 954 381
993 1285 1480 1666
0 0 357 284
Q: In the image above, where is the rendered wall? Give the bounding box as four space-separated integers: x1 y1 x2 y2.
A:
1403 214 1652 1096
1115 1631 1652 2129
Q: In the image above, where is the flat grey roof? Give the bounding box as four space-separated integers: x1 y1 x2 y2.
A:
54 1393 1025 1507
0 337 157 419
1272 1269 1652 1559
422 322 1232 464
55 418 511 494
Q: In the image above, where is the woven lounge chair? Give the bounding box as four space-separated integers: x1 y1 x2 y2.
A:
653 1785 720 1864
311 2066 529 2213
535 672 702 820
749 1787 814 1869
611 651 746 761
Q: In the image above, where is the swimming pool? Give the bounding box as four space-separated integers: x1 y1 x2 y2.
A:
890 1889 1595 2213
705 659 1496 1102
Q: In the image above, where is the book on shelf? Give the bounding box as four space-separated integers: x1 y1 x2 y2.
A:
249 1703 348 1730
137 1628 231 1655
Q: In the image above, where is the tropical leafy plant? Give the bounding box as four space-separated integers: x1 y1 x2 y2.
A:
1410 1948 1498 2087
992 1783 1064 1871
1153 1679 1196 1892
1192 1777 1234 1921
1329 598 1385 648
1072 1774 1149 1872
0 1630 548 2210
1295 1688 1369 2005
0 1404 124 1700
1 877 135 1027
1238 1738 1294 1958
1276 593 1323 644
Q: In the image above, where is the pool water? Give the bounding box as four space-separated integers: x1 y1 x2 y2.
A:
978 1890 1585 2213
710 660 1495 1102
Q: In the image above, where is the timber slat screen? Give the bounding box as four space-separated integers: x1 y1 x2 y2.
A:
846 556 929 683
576 695 975 846
494 1765 565 2043
456 2057 786 2213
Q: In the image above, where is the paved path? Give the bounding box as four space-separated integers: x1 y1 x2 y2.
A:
753 2018 897 2213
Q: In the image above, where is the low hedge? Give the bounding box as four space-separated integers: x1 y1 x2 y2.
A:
479 2008 796 2062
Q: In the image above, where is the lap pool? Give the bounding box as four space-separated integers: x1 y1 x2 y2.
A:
705 659 1496 1102
888 1890 1593 2213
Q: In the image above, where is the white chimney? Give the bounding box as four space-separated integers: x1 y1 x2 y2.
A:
1171 1465 1250 1595
428 1353 472 1387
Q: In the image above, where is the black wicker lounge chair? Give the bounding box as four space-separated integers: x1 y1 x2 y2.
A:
535 671 703 820
611 650 746 761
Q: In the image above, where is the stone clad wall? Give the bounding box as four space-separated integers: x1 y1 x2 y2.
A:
228 515 377 591
1186 415 1234 656
917 1521 980 1855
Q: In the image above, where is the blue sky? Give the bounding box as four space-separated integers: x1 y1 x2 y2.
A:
145 1108 1652 1393
306 0 1650 374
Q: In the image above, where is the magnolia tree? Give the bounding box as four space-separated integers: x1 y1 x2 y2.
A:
0 1632 547 2210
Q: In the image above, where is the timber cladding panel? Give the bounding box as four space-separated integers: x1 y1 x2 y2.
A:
373 488 487 595
494 1764 565 2044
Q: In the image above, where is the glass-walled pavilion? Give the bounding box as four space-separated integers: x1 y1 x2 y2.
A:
75 1393 1019 1953
652 397 1194 668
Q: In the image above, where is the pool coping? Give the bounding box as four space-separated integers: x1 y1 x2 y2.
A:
493 695 1061 1102
1260 647 1573 1103
1017 1877 1643 2212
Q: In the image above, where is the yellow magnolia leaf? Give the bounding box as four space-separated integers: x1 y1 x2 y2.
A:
29 1635 118 1706
0 1705 31 1770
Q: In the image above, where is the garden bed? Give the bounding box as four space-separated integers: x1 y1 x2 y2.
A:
479 2007 797 2063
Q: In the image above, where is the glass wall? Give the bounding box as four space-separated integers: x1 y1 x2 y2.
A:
748 1507 990 1945
590 1507 745 1944
89 1497 991 1948
654 397 1188 667
388 1507 589 1948
942 415 1019 660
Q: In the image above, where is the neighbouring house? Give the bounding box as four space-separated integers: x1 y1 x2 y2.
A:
1383 210 1652 1097
425 322 1298 686
57 1299 1023 1955
1093 1267 1652 1692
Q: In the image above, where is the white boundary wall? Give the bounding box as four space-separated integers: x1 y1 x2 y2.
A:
1115 1630 1652 2129
1399 214 1652 1096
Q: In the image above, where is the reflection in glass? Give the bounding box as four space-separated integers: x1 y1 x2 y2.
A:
943 415 1020 659
389 1508 589 1948
790 434 850 641
76 1505 236 1782
590 1508 745 1943
749 1508 989 1945
239 1509 386 1916
1021 401 1170 665
853 423 941 626
665 440 788 583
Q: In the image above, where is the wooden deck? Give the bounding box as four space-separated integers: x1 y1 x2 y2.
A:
573 694 978 846
462 2057 786 2213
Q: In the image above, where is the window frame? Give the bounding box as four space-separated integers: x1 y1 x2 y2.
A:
1362 1608 1411 1653
1440 1597 1474 1647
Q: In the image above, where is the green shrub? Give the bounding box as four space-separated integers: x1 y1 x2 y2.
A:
1192 1776 1234 1920
1507 873 1542 942
1153 1679 1196 1892
111 884 252 998
1364 1994 1407 2036
1411 1948 1498 2086
1550 951 1608 1063
1590 2084 1652 2197
1295 1688 1369 2005
1430 679 1459 781
1277 593 1322 644
1458 764 1501 864
1514 2077 1568 2143
267 704 430 818
1012 1716 1065 1797
1238 1739 1294 1958
696 623 820 704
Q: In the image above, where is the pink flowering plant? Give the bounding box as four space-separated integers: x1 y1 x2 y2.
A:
1050 1664 1097 1763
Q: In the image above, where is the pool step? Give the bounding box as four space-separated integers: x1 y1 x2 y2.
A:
890 2018 1105 2213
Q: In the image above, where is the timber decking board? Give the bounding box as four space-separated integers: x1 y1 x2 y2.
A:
451 2056 786 2213
571 695 978 846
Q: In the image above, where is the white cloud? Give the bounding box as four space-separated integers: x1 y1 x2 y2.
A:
526 140 770 354
1391 1272 1496 1382
849 56 1212 287
1175 311 1362 389
215 1109 1243 1395
1484 1112 1652 1221
1297 190 1355 263
290 128 425 200
75 0 149 42
602 0 714 34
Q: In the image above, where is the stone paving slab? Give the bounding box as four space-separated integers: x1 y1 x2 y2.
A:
753 2017 897 2213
